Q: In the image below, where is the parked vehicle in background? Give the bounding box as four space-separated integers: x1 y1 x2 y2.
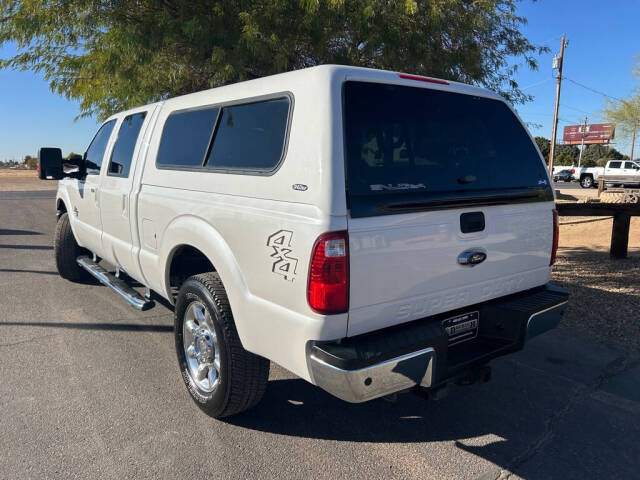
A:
551 165 573 176
553 169 573 182
37 65 568 417
572 165 604 188
573 160 640 188
601 160 640 187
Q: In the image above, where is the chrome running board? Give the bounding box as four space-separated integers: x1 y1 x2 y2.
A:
76 256 154 311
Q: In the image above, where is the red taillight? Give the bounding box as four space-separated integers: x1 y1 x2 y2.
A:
397 73 450 85
307 231 349 314
571 168 575 175
550 210 559 266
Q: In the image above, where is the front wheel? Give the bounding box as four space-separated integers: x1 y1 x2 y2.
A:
53 212 89 281
174 272 270 418
580 175 594 188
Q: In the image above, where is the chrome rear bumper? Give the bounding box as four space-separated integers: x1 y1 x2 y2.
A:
308 347 435 403
308 283 568 403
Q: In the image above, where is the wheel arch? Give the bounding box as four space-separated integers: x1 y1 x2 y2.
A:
55 189 81 241
159 216 251 341
56 197 67 217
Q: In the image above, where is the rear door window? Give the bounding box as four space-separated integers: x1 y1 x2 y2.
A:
157 107 219 167
108 113 147 177
206 98 289 171
156 97 290 173
343 81 552 218
609 161 622 169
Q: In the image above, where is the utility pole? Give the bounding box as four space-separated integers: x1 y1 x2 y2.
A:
631 125 637 161
577 116 588 167
548 34 568 173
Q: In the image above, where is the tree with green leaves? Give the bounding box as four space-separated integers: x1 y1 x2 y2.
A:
534 136 550 160
0 0 546 120
535 137 580 165
23 154 37 169
582 144 628 167
603 94 640 161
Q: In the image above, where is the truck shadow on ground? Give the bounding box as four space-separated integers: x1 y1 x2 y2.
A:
227 362 568 448
0 244 53 250
0 228 42 235
225 343 637 479
0 320 172 332
0 268 59 275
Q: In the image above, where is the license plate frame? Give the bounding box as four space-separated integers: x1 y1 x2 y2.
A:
442 311 479 347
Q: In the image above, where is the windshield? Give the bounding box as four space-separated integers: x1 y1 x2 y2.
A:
343 81 552 217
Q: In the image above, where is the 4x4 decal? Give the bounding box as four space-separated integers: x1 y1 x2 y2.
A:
267 230 298 282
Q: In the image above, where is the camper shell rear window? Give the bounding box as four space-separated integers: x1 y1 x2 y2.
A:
343 81 553 218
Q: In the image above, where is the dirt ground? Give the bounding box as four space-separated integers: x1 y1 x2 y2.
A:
559 216 640 252
552 187 640 353
0 169 55 191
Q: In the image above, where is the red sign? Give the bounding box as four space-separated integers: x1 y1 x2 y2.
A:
563 123 615 145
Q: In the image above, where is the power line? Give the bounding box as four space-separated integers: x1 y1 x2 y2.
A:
521 78 553 91
560 103 593 115
562 76 623 102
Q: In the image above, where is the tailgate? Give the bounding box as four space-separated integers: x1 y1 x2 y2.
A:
348 202 554 336
342 80 554 336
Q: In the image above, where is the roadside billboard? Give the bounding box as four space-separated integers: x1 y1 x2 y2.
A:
563 123 615 145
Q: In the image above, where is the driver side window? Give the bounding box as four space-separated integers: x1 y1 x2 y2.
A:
85 120 116 175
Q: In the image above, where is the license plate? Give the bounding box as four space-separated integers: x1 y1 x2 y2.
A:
442 311 479 346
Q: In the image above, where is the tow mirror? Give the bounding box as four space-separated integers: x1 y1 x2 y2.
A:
37 147 63 180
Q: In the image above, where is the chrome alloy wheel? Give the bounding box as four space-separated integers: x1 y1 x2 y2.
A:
182 301 221 393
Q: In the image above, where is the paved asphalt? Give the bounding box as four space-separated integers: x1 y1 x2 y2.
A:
552 181 582 190
1 190 639 480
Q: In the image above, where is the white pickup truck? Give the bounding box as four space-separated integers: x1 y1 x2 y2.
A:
572 160 640 188
38 65 568 417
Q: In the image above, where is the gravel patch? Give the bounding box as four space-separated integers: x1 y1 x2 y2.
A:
552 248 640 354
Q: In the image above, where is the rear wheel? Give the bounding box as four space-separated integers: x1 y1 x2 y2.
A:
53 212 89 281
174 272 270 418
580 175 594 188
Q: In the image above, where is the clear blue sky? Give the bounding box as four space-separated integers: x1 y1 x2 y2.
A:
1 0 639 162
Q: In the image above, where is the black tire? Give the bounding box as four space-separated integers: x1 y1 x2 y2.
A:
580 175 593 188
53 212 89 281
174 272 270 418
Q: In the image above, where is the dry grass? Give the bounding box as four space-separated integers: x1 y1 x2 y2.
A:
0 169 38 178
0 170 55 191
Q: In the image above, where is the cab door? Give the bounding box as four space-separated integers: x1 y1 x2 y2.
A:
67 119 117 254
623 161 638 177
99 107 154 276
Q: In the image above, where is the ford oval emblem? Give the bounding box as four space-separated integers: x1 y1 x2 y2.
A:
457 249 487 267
292 184 308 191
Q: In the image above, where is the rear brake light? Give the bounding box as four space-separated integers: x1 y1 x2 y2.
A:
571 168 575 174
307 231 349 314
397 73 449 85
550 210 559 266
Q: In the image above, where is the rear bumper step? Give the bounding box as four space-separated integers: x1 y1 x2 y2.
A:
308 283 568 403
76 256 153 311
